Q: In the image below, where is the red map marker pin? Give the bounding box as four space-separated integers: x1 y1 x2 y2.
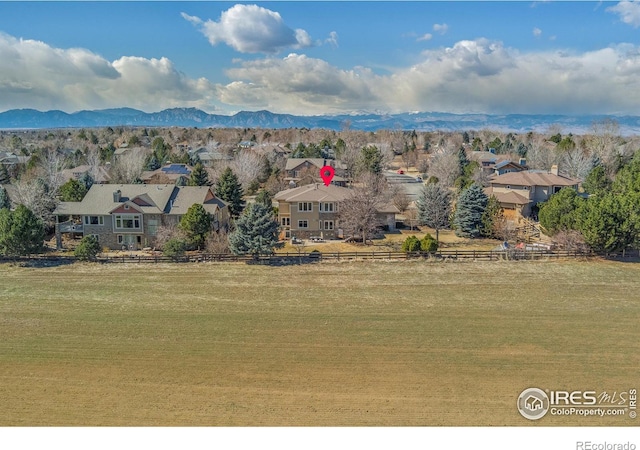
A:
319 165 335 186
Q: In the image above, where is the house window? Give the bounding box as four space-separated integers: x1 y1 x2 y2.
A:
84 216 104 225
553 186 562 194
90 234 99 243
324 220 334 230
117 235 124 244
320 202 335 212
294 170 300 178
298 220 308 228
281 217 290 226
148 219 158 236
298 202 312 212
114 214 142 230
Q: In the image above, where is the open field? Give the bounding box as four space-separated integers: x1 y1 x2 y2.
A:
0 259 638 426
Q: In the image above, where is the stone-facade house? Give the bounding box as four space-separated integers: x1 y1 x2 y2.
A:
54 184 229 250
485 165 579 219
274 184 397 240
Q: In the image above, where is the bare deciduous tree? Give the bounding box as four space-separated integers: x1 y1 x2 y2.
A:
527 135 559 170
338 173 387 244
11 176 56 224
427 148 459 187
205 229 231 254
111 148 148 183
561 147 594 180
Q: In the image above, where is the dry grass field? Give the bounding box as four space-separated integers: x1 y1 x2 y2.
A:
0 259 638 426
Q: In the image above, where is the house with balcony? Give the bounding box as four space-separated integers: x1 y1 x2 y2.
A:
274 183 398 240
486 165 580 219
53 184 229 250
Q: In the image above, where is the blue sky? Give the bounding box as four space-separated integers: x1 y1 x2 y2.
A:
1 1 640 115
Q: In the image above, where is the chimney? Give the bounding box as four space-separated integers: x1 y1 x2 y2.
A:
113 190 121 202
550 164 559 176
519 158 526 166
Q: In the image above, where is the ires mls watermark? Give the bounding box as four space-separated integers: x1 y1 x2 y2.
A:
517 387 637 421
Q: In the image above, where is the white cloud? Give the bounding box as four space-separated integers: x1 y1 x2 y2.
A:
433 23 449 35
417 33 433 42
325 31 339 48
533 27 543 37
607 1 640 27
183 4 314 54
0 32 216 112
216 39 640 115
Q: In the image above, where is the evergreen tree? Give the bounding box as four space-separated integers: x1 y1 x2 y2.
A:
74 235 101 261
178 203 212 250
481 195 502 238
215 167 245 218
189 162 210 186
401 235 421 252
582 165 610 195
0 185 10 210
416 183 452 243
79 172 94 191
457 146 470 177
0 164 10 184
538 188 583 236
0 204 44 256
420 233 438 252
361 145 383 174
255 189 273 208
453 184 488 238
228 202 279 257
59 178 88 202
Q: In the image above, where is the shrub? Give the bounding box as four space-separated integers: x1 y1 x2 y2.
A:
420 234 438 252
74 235 101 261
401 235 421 252
163 237 187 260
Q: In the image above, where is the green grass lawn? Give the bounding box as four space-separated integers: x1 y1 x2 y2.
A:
0 259 638 426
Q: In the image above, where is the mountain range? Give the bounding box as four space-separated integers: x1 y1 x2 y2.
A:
1 107 640 134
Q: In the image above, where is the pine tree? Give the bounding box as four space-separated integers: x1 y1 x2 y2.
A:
189 162 210 186
0 164 10 184
416 183 452 243
215 167 245 218
361 145 383 174
178 203 212 250
457 146 470 177
59 178 88 202
0 185 10 210
453 184 488 238
255 189 273 208
0 204 44 256
481 195 502 238
228 202 279 257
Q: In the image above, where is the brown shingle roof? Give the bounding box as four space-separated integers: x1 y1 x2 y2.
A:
489 170 579 187
274 183 351 202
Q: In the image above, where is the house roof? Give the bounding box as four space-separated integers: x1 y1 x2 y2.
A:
489 170 579 187
285 158 347 171
274 184 400 214
61 165 111 183
484 187 530 205
493 160 526 171
275 183 352 202
53 184 226 217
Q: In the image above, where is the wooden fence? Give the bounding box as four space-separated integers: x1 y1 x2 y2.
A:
0 249 602 265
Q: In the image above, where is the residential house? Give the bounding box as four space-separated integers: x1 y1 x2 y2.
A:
53 184 229 250
274 183 398 240
469 150 527 176
61 164 111 184
284 158 349 187
141 164 192 185
486 165 580 219
188 147 232 167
